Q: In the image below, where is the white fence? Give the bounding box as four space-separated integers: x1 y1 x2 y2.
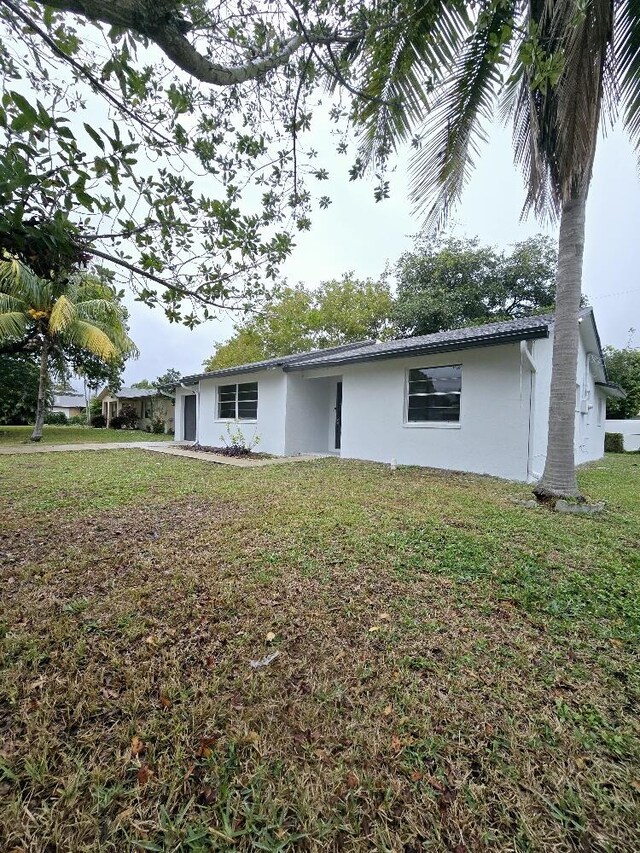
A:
606 419 640 451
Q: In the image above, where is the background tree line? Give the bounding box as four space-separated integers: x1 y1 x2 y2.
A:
206 234 558 368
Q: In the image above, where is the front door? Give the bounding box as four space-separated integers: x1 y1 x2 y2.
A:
334 381 342 450
184 394 197 442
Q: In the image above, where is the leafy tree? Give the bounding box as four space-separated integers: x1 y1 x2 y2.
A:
156 368 181 386
0 354 43 424
603 345 640 420
205 276 393 370
352 3 640 499
0 255 137 440
131 379 155 390
0 1 417 323
393 235 556 336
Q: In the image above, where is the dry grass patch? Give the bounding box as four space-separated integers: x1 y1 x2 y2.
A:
0 451 639 851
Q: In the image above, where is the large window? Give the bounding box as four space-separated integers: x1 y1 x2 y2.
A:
218 381 258 420
407 365 462 423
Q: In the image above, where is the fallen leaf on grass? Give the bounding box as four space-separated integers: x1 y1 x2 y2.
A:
159 693 172 709
130 736 144 757
345 772 359 789
410 771 423 782
390 735 403 752
137 764 154 786
101 687 120 700
368 625 381 633
266 631 276 642
240 731 260 747
383 704 393 717
195 736 217 758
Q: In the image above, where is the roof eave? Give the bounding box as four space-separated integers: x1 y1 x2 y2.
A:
284 327 550 372
595 381 627 399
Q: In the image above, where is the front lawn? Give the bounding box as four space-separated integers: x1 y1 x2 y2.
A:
0 425 172 445
0 452 638 851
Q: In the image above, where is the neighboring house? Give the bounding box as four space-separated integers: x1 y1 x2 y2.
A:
98 387 175 432
605 418 640 451
173 309 623 482
51 393 86 418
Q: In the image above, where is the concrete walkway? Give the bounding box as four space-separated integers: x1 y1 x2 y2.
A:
0 441 327 467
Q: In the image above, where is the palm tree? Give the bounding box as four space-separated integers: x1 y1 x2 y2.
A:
0 254 136 440
350 0 639 499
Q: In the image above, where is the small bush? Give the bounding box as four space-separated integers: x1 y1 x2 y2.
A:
109 415 125 430
120 404 139 429
92 414 106 428
605 432 624 453
68 414 87 425
151 417 165 434
45 411 67 425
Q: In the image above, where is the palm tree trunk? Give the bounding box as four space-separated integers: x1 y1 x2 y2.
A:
534 189 587 500
31 338 50 442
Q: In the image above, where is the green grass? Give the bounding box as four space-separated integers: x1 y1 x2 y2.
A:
0 425 172 445
0 451 638 851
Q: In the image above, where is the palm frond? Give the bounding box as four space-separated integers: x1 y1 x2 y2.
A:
49 294 76 334
616 0 640 152
0 254 51 309
64 320 119 361
344 1 472 170
408 1 518 231
0 292 26 314
0 311 28 342
552 0 613 202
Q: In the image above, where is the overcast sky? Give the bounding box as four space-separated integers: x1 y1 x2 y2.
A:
119 119 640 385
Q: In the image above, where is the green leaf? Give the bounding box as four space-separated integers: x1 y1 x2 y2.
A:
83 123 105 151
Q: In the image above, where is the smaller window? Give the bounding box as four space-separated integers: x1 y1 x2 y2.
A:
218 381 258 420
407 365 461 423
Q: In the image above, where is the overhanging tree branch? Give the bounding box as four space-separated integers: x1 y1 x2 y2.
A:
27 0 364 86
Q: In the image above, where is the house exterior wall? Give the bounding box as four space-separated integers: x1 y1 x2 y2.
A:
283 374 333 455
50 405 85 418
336 343 533 481
605 419 640 451
527 326 606 478
194 370 288 455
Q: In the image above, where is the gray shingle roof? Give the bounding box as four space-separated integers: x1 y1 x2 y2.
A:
115 387 161 399
179 340 374 385
176 314 556 384
286 314 553 371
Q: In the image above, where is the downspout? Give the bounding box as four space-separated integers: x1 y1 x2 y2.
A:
521 341 537 482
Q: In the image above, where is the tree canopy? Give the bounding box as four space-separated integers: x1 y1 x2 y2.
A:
205 275 393 370
0 354 42 424
0 0 454 324
392 235 557 336
604 345 640 420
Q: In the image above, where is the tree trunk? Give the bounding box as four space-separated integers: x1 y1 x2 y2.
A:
31 339 49 442
534 190 587 501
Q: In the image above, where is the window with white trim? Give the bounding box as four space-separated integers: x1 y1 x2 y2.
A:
407 365 462 423
218 381 258 420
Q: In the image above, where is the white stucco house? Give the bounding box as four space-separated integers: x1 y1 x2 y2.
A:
173 309 623 482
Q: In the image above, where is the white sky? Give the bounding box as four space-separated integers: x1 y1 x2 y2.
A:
120 119 640 385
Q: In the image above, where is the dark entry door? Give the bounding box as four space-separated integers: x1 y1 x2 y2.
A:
184 395 196 441
334 381 342 450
